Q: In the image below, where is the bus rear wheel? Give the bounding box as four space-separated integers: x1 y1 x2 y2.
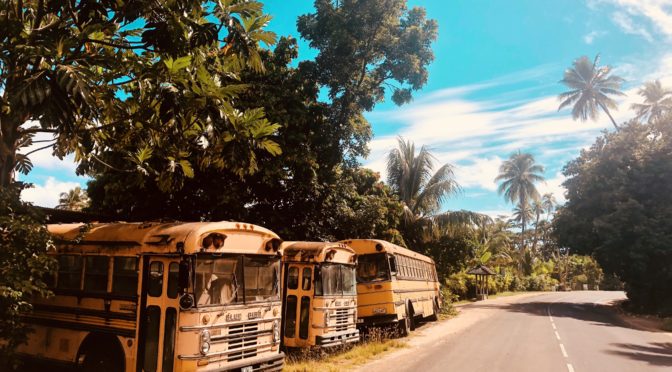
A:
427 297 440 321
398 303 412 337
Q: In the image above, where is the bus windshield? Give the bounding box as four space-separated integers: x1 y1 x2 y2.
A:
195 255 279 306
316 264 356 296
356 253 390 283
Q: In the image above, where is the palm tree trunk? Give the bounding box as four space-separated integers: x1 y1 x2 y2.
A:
599 102 620 130
531 211 540 252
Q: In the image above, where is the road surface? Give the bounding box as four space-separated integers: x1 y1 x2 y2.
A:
358 291 672 372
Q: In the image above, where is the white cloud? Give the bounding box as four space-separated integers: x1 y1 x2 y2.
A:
455 156 502 191
21 177 83 208
591 0 672 41
538 172 568 204
583 30 606 44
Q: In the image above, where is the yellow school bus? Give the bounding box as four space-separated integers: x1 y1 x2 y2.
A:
279 242 359 348
339 239 440 336
17 221 285 371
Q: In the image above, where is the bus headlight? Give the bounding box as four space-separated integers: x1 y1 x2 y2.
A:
272 320 280 343
200 330 211 355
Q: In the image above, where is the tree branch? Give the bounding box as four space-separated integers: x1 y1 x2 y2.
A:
23 143 54 156
85 38 149 50
89 153 135 173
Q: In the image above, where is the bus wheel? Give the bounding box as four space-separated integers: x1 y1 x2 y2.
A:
427 298 439 321
408 303 416 331
398 303 412 337
78 335 124 372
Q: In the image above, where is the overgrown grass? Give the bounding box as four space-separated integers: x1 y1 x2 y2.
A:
284 327 407 371
662 317 672 332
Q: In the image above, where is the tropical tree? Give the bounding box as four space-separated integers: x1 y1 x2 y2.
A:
531 200 545 251
387 137 484 246
558 54 625 130
541 193 557 221
56 187 89 211
495 151 545 248
631 80 672 122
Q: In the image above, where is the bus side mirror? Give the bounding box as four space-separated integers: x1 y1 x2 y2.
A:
388 256 397 274
179 260 190 293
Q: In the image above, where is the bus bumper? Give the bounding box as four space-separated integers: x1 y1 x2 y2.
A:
356 314 399 327
316 329 360 347
214 352 284 372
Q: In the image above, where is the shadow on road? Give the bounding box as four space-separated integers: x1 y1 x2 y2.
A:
607 342 672 367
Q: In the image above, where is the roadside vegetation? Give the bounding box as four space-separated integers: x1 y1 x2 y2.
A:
285 328 407 372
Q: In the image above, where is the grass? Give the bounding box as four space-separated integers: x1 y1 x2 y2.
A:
662 317 672 332
284 329 407 372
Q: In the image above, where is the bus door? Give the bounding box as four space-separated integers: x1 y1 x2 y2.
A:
283 264 313 345
137 256 181 372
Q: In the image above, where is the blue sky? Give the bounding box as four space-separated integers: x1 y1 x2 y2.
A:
20 0 672 217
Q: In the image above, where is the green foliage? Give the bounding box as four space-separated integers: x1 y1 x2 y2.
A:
298 0 438 160
0 185 55 366
554 118 672 314
0 0 280 190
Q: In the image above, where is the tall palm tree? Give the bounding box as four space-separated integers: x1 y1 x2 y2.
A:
495 151 544 249
630 80 672 122
387 137 486 245
558 54 625 130
531 200 545 252
541 193 557 221
56 187 90 211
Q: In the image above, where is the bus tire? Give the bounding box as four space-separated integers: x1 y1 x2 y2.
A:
398 304 411 337
408 302 416 331
77 334 124 372
427 297 439 321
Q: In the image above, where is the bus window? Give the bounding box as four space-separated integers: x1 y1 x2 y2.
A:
84 256 109 292
302 267 311 291
112 257 138 296
167 262 179 299
318 265 356 295
57 255 82 290
388 255 397 275
148 261 163 297
287 267 299 290
285 295 297 337
195 256 240 306
356 253 390 283
244 256 279 302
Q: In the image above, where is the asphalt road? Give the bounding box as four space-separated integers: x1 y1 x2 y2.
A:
365 291 672 372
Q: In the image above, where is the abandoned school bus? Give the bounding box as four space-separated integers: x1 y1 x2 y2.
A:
17 222 285 372
280 241 360 348
339 239 441 336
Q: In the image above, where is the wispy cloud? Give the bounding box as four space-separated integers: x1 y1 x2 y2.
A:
583 30 607 44
591 0 672 41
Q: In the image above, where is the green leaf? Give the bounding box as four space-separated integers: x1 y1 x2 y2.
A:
179 160 194 178
163 56 192 74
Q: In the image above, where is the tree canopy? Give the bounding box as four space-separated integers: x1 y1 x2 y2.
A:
554 117 672 314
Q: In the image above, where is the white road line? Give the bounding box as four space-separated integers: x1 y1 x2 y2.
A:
552 323 557 330
555 331 561 340
567 363 575 372
559 343 568 358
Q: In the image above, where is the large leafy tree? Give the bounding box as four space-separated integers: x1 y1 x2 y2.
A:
1 0 281 191
495 151 544 246
87 0 438 241
554 117 672 314
631 80 672 123
298 0 438 161
558 55 625 130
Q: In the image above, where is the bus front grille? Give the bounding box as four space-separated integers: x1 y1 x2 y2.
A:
227 323 259 362
334 308 351 331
